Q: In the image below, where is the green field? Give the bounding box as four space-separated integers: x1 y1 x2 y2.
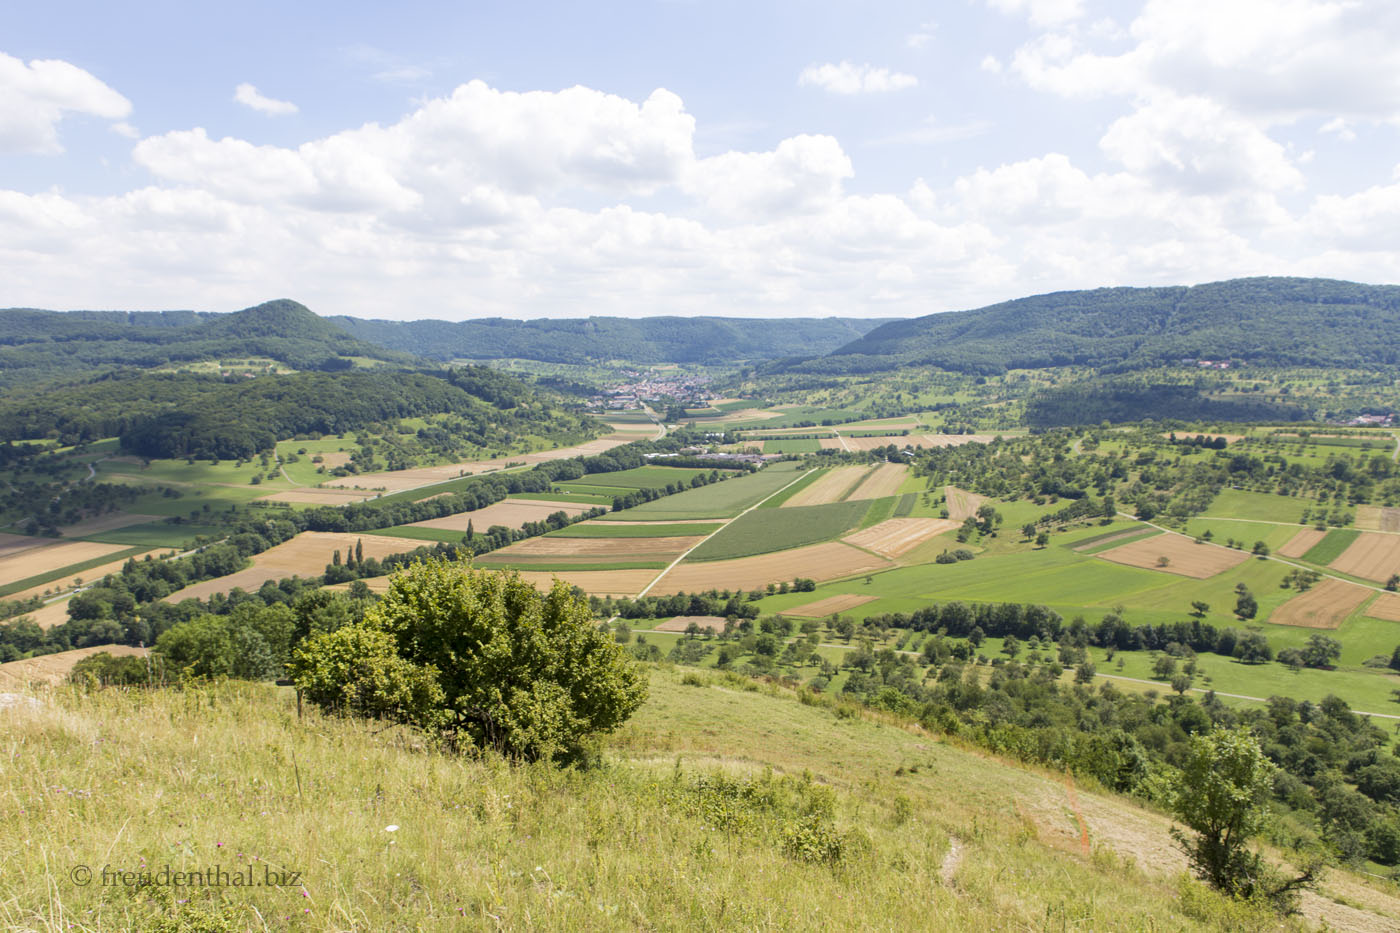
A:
1302 529 1360 564
596 461 803 521
687 500 870 562
763 438 821 453
1203 488 1311 523
77 521 222 548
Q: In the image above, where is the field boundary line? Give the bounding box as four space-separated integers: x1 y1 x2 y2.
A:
633 469 813 600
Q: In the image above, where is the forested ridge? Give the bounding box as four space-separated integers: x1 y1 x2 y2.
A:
783 277 1400 375
332 314 894 364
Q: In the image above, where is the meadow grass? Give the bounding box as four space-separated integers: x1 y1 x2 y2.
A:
0 671 1317 932
1302 529 1361 565
1205 489 1311 523
687 500 870 562
595 461 802 521
763 438 821 453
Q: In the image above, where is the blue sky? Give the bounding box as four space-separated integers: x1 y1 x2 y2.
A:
2 0 1398 319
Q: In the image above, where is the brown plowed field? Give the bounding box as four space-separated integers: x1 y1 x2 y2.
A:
166 531 428 602
0 540 130 589
782 466 871 508
845 463 909 500
258 488 376 505
1069 529 1157 552
1365 592 1400 622
1330 532 1400 583
653 542 890 593
1356 506 1400 533
0 644 149 687
1270 577 1374 628
1279 528 1328 558
0 534 49 559
785 594 878 617
487 535 702 560
1095 534 1248 578
843 518 958 559
320 433 646 493
653 615 727 633
944 487 988 522
411 498 592 532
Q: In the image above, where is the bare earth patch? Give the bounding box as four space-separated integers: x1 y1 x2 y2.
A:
411 498 592 532
0 645 148 687
1365 592 1400 622
1270 577 1374 628
843 518 959 559
653 615 727 633
0 540 131 589
1331 532 1400 583
258 488 377 505
784 594 878 617
654 542 891 593
943 486 988 522
166 531 428 602
0 534 50 560
1095 534 1248 578
845 463 909 500
1279 527 1328 557
782 466 872 508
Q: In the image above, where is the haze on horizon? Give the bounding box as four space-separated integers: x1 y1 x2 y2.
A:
2 0 1398 321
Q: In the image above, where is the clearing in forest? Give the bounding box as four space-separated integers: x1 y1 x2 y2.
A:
1094 534 1249 579
846 463 909 500
654 541 890 593
843 518 959 559
782 466 871 508
1356 506 1400 532
944 487 988 522
1279 528 1328 558
166 531 427 602
1270 578 1374 629
784 593 878 617
1329 532 1400 583
410 498 592 533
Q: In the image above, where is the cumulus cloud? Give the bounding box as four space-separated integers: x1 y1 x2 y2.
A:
985 0 1085 27
234 83 298 116
798 62 918 94
0 52 131 153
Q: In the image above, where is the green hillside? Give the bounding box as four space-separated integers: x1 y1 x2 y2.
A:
791 277 1400 375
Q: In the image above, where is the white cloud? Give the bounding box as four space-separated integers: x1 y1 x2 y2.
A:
906 22 937 48
234 83 298 116
684 134 853 219
985 0 1085 27
0 52 131 153
798 62 918 95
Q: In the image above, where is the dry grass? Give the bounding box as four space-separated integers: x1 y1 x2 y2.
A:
784 594 878 617
655 542 890 593
411 498 592 533
257 488 376 505
1095 534 1249 579
1278 528 1328 558
845 463 908 501
167 532 428 601
782 467 871 508
514 568 657 598
0 540 130 588
943 486 988 522
0 645 147 687
652 615 727 633
843 518 958 559
1331 532 1400 582
1269 577 1375 629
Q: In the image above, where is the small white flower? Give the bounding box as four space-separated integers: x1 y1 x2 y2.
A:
385 825 399 832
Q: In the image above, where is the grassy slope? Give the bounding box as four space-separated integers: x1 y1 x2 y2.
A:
1 671 1357 932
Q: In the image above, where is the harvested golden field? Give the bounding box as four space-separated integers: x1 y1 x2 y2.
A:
320 433 644 493
785 593 878 617
257 488 376 505
0 645 148 687
653 615 727 633
1069 529 1154 552
685 408 782 424
25 599 77 630
167 531 427 602
1270 577 1374 629
1279 527 1328 558
845 463 908 500
9 550 161 601
1095 534 1249 578
411 498 592 532
654 542 890 593
1356 506 1400 533
0 540 130 589
843 518 958 559
944 486 988 521
782 466 870 508
0 534 48 560
485 535 702 560
913 434 998 449
835 435 910 452
514 568 656 598
1365 592 1400 622
58 512 159 536
1330 532 1400 583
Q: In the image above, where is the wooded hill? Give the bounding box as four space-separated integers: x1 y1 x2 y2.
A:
0 299 411 388
331 314 894 364
781 277 1400 375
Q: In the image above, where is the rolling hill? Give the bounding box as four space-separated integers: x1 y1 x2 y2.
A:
785 277 1400 375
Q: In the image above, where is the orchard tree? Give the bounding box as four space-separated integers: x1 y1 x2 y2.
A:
291 558 647 764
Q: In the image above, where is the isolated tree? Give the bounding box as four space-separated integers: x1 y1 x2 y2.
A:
1189 601 1210 620
1234 585 1258 621
1035 531 1050 548
1301 633 1342 669
291 558 647 763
